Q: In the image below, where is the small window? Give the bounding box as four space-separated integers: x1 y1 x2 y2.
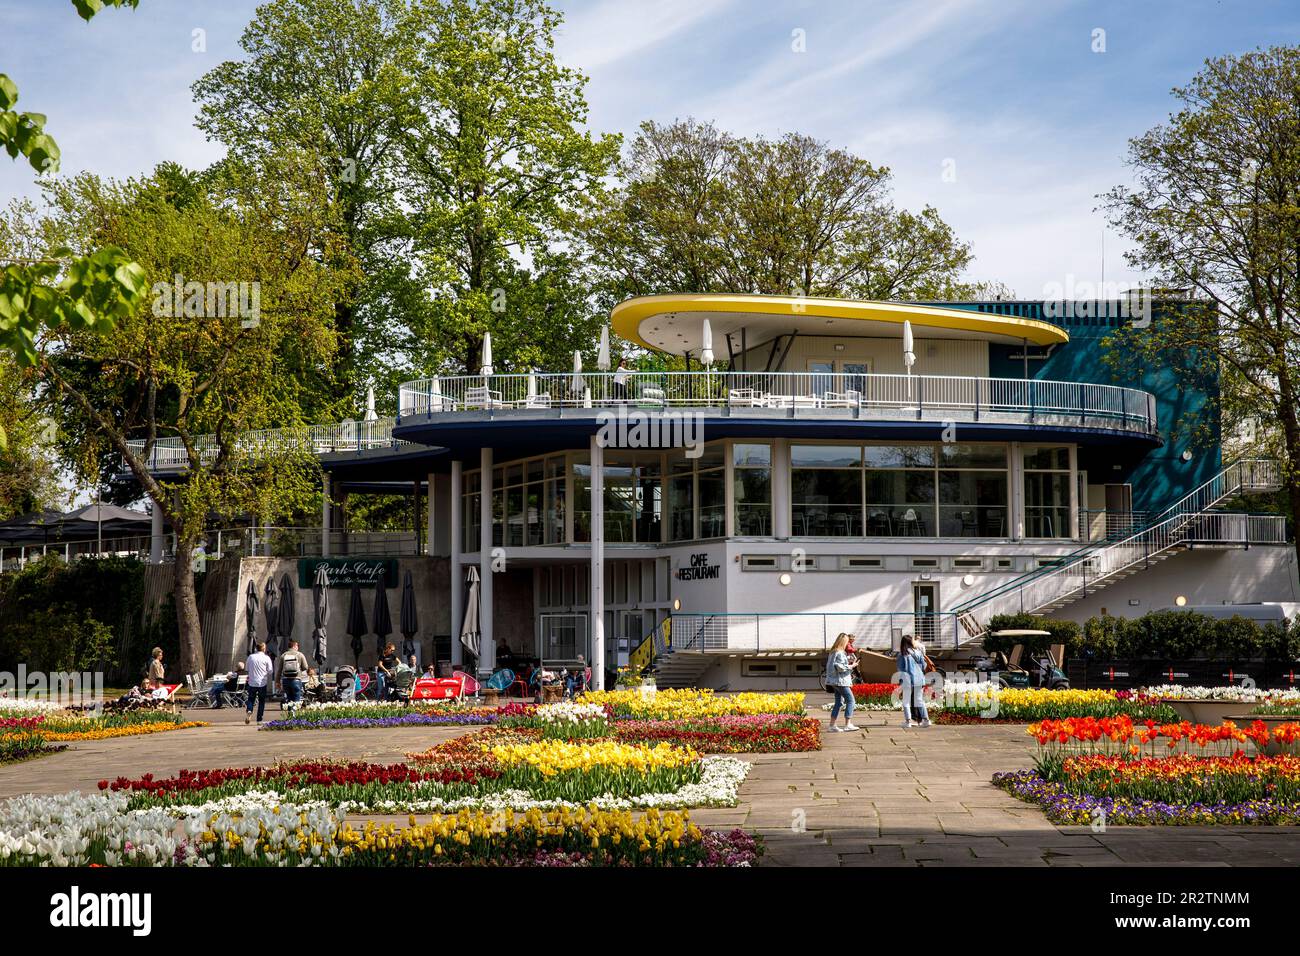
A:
910 557 940 569
742 555 778 570
741 661 780 676
844 557 883 570
788 661 818 676
952 558 984 570
790 556 818 571
995 557 1015 570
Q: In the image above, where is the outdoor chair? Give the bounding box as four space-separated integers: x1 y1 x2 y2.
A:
464 386 505 409
518 393 552 409
726 388 764 407
637 383 666 407
221 675 248 709
183 674 209 709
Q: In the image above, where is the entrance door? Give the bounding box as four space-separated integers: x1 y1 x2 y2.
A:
912 581 940 646
616 610 646 668
807 360 834 398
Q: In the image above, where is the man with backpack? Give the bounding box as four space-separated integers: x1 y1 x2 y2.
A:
275 639 310 714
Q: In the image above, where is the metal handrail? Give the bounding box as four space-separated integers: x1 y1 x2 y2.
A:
397 371 1159 435
951 457 1283 629
123 418 403 471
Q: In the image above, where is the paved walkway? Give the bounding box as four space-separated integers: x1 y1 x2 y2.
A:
4 698 1300 866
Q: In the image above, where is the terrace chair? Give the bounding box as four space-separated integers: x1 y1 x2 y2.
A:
464 386 505 409
726 388 764 408
821 391 853 408
637 383 666 407
518 393 552 409
183 674 208 709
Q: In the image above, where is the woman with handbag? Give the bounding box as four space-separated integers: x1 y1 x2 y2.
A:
895 635 932 728
824 633 859 732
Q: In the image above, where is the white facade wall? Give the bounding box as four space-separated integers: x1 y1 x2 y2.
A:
739 335 990 377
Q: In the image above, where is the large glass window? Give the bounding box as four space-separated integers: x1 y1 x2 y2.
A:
792 444 863 536
733 443 772 535
697 444 726 538
794 442 1011 538
1024 446 1071 539
605 453 662 543
462 470 481 552
667 451 695 541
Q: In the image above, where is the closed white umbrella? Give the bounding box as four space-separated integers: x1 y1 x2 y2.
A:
571 350 585 395
481 331 494 376
428 376 443 411
700 318 715 367
527 369 537 399
364 385 378 422
902 320 915 371
597 326 611 371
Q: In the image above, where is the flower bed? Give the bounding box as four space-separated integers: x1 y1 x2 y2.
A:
0 710 204 749
0 791 761 867
611 715 820 753
580 688 804 719
498 701 610 739
1142 684 1300 702
102 727 749 812
935 686 1178 724
850 683 900 709
261 701 535 730
993 770 1300 825
994 715 1300 826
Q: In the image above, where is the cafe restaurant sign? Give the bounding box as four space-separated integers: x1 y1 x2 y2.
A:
298 557 397 589
676 552 720 581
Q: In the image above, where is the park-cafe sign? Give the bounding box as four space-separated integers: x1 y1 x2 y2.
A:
298 557 398 589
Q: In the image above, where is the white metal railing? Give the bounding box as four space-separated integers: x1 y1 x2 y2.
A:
953 457 1283 633
398 371 1158 435
1182 512 1287 545
668 611 959 653
123 418 402 471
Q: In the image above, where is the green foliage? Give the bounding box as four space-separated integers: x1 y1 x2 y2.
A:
1078 611 1300 660
580 118 985 310
0 555 144 675
1102 47 1300 565
983 614 1082 655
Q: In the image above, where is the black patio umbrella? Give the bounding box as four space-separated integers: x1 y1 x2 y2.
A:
311 564 329 668
262 578 279 658
244 579 260 655
372 572 393 658
346 582 366 665
276 572 295 656
399 569 419 662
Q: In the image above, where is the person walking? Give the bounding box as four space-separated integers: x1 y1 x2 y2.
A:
896 634 931 728
824 633 859 732
275 639 309 713
245 641 274 725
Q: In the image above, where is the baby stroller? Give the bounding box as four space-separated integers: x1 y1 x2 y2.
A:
334 665 357 703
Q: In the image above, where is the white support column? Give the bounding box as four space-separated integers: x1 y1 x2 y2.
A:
589 435 606 690
450 460 463 667
149 501 164 564
772 438 791 539
321 472 332 557
425 471 437 557
1068 445 1081 541
1009 441 1024 541
479 447 494 679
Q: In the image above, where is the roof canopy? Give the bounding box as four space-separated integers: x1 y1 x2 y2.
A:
611 293 1069 355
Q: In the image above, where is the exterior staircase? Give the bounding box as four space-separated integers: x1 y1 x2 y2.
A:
629 616 718 689
951 457 1281 642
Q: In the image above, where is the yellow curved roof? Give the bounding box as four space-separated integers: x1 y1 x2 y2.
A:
611 293 1069 354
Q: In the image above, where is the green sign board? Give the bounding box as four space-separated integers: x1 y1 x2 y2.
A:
298 557 398 589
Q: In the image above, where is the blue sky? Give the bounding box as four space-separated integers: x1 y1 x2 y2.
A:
2 0 1298 296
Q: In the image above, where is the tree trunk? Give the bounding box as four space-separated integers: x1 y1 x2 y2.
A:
172 530 205 679
1275 369 1300 569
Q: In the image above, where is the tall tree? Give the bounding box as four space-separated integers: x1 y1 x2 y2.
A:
581 119 982 307
394 0 620 375
26 166 340 677
1102 46 1300 564
192 0 406 399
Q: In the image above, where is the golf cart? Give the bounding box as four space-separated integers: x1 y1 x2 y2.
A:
976 630 1070 690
